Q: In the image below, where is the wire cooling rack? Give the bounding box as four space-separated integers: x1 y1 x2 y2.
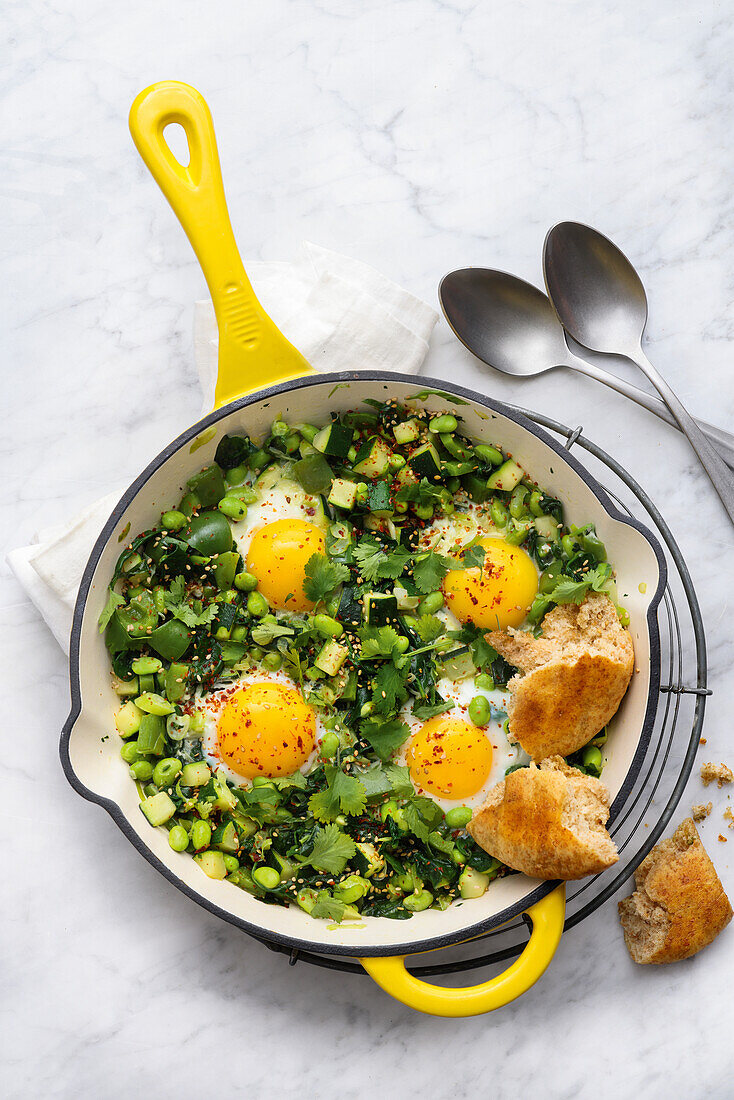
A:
253 411 708 978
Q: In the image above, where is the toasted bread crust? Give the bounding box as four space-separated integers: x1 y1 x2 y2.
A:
489 593 634 760
618 818 732 963
467 757 619 880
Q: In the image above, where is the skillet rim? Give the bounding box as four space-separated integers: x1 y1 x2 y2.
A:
60 370 667 958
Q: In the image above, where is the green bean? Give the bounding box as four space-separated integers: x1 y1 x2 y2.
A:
168 825 189 852
429 414 458 433
252 866 280 890
249 645 265 662
247 591 269 617
528 490 545 517
490 497 509 528
320 731 339 760
294 423 319 443
152 586 167 615
403 889 433 912
445 806 473 829
468 695 490 726
218 497 248 521
153 758 182 788
161 510 187 531
190 820 212 851
475 672 494 691
313 614 344 638
120 741 141 764
474 444 504 467
223 855 240 873
262 651 282 671
419 591 444 615
504 520 531 546
131 655 162 675
394 500 408 514
129 760 153 781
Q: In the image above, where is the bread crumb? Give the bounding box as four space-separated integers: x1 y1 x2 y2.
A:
700 737 707 745
701 762 733 788
724 808 734 829
691 802 712 822
719 835 727 843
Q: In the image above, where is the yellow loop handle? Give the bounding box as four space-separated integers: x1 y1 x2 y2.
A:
129 81 313 408
360 885 566 1017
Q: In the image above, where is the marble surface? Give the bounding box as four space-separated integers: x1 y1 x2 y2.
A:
3 1 734 1096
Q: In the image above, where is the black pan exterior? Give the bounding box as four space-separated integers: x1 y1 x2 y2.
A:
60 371 666 958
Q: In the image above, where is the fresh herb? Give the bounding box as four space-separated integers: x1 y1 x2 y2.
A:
303 554 350 604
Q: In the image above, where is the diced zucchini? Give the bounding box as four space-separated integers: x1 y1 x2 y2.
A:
136 713 166 757
314 640 348 676
407 442 441 480
353 841 385 878
367 481 392 514
486 459 524 492
462 474 491 503
393 585 421 611
393 418 422 444
212 820 240 853
180 761 212 787
353 436 392 478
365 593 398 625
165 662 189 703
313 422 354 459
113 676 139 697
115 701 143 738
194 850 228 879
439 647 476 681
534 514 561 542
140 792 176 827
328 478 358 510
459 866 490 899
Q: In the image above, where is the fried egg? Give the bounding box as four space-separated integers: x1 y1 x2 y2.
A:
193 667 326 785
398 675 529 812
231 470 328 613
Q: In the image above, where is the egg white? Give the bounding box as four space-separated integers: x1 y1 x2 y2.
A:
398 674 530 812
193 666 327 786
231 468 328 562
419 498 500 556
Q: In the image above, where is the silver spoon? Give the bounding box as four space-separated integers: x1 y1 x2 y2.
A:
544 222 734 523
439 268 734 469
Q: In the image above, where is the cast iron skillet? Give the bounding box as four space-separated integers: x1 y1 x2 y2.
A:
61 82 666 1017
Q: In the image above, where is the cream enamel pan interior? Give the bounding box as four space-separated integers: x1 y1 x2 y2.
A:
62 371 666 957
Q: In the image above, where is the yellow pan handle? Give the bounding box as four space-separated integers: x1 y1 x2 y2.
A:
129 81 313 408
360 885 565 1017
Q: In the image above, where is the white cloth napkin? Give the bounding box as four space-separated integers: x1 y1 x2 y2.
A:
7 243 438 653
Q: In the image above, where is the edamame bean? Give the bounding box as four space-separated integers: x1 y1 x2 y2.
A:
249 645 265 662
468 695 490 726
223 855 240 873
475 672 494 691
414 503 434 520
153 758 182 788
419 591 444 615
234 571 258 592
231 626 248 642
252 866 280 890
490 497 509 528
582 745 603 774
135 692 174 716
389 453 406 471
168 825 189 852
320 731 339 760
270 419 290 438
445 806 473 829
262 651 282 671
509 484 529 519
120 741 141 764
313 614 344 638
247 591 269 617
561 534 578 558
161 510 187 531
225 464 249 487
394 636 410 654
218 497 248 521
190 820 212 851
475 444 504 467
429 414 458 433
284 434 300 454
131 655 163 675
394 500 408 513
249 449 270 470
129 760 153 781
528 490 545 517
403 889 433 912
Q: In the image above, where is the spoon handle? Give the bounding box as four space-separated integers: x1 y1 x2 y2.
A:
631 347 734 522
569 355 734 469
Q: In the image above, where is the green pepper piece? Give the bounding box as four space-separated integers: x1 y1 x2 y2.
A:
292 453 333 494
184 510 233 556
214 550 240 591
186 466 226 508
148 619 191 661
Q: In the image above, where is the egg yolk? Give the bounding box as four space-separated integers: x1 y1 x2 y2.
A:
246 518 325 612
443 537 538 629
217 681 316 780
406 717 493 798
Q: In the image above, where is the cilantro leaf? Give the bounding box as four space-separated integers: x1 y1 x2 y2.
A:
310 891 349 922
359 625 401 659
376 547 412 580
98 588 124 632
354 539 411 582
308 765 367 821
413 614 445 642
163 578 219 627
403 796 445 841
413 551 453 594
361 718 411 760
306 824 356 875
272 771 307 791
461 543 486 569
358 763 414 800
371 662 408 715
303 554 350 604
250 620 295 646
552 563 612 605
412 699 455 719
